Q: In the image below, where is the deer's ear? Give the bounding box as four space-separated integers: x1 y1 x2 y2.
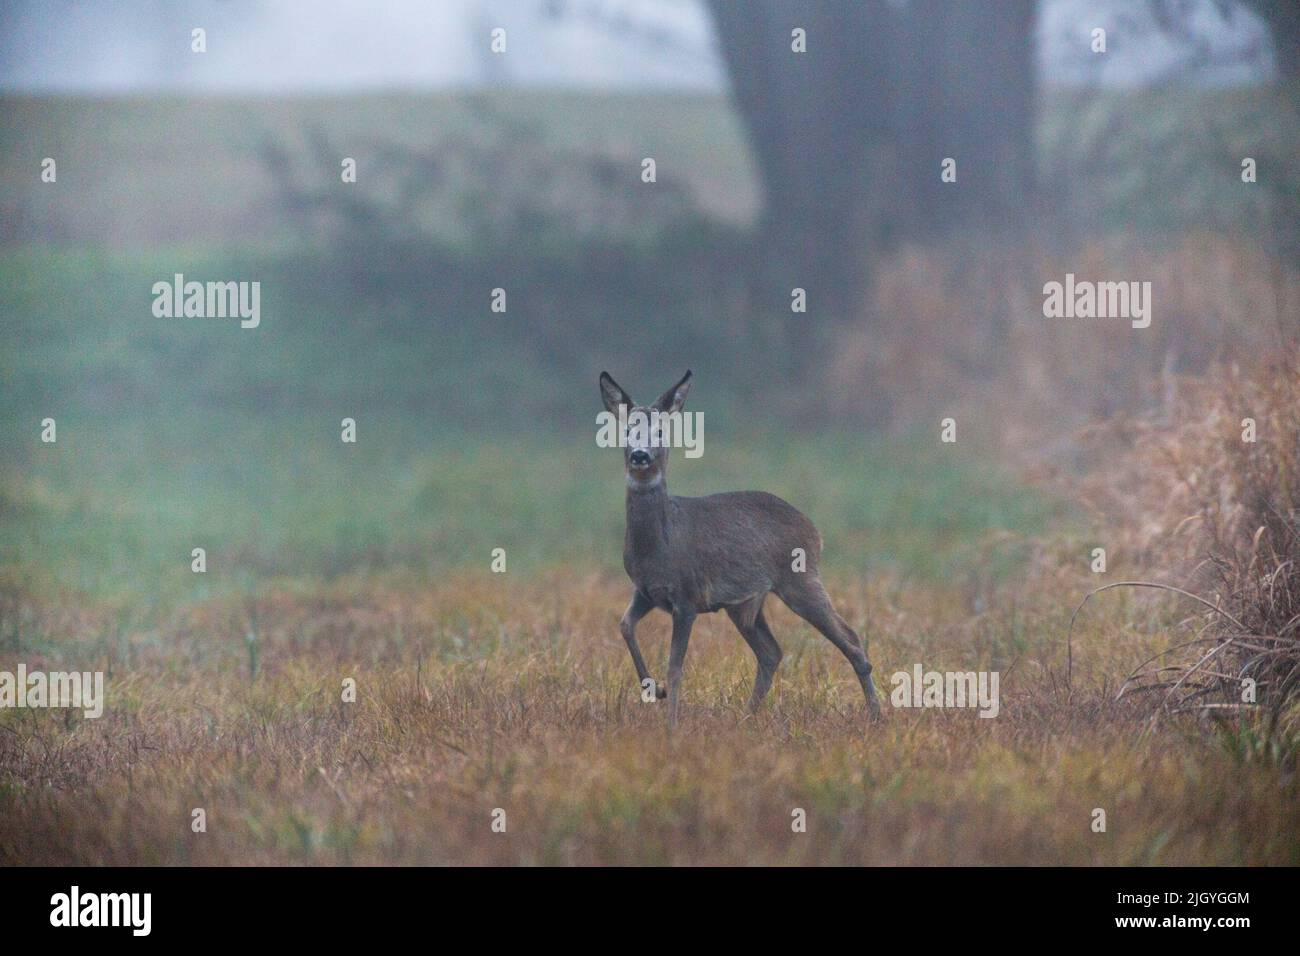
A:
654 370 692 413
599 372 633 414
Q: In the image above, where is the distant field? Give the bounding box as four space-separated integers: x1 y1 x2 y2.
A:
0 92 761 246
3 87 1296 249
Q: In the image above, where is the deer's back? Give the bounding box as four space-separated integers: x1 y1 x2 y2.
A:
677 490 820 551
628 491 823 612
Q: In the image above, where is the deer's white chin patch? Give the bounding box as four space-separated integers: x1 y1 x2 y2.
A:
627 471 664 490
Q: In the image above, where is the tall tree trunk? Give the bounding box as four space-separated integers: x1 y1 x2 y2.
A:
708 0 1038 327
1252 0 1300 80
708 0 895 325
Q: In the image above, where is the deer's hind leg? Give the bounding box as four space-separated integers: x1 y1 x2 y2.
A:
777 577 882 718
725 595 783 712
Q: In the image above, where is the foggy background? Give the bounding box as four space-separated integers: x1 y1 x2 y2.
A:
1 0 1296 592
0 0 1279 92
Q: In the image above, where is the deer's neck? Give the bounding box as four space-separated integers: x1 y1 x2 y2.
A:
625 479 671 556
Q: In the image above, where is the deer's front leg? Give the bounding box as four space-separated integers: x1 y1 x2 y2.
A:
620 591 663 699
666 609 696 729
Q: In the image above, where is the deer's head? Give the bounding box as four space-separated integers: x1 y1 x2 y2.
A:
599 370 692 487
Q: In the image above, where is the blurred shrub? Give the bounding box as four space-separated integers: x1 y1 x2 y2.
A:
827 233 1297 443
1039 84 1300 259
259 96 700 275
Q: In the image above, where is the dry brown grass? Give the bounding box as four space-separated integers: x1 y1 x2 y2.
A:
1072 349 1300 744
827 234 1300 773
3 566 1297 865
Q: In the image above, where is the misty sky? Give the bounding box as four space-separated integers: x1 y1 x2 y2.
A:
0 0 1275 93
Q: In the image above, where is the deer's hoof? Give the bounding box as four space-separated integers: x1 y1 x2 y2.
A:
656 684 667 700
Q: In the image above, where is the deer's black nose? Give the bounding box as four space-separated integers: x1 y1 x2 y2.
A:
629 449 651 467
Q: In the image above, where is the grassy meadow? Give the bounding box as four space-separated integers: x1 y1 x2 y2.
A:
1 91 1298 865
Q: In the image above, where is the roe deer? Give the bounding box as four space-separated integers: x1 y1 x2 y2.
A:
600 370 883 728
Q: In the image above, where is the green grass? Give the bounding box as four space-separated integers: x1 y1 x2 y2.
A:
0 417 1053 604
0 242 1053 604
